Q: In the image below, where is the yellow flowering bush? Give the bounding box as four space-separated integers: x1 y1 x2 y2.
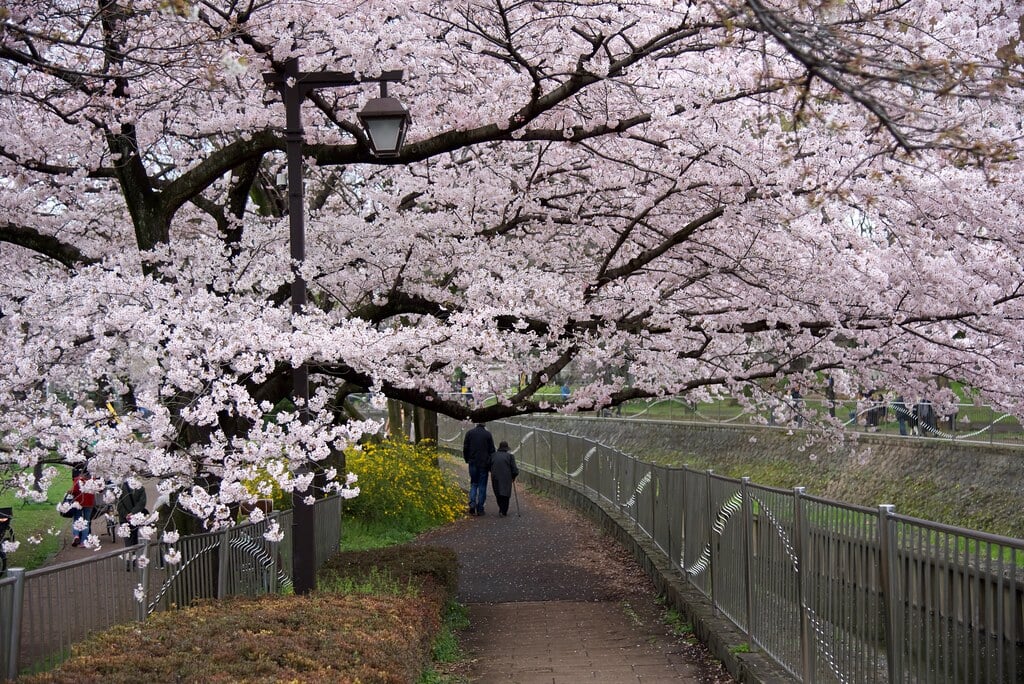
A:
241 461 291 512
344 440 465 525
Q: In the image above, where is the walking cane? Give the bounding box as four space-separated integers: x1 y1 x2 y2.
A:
512 479 521 517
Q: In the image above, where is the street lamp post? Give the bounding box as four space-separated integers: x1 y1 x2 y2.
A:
263 57 410 594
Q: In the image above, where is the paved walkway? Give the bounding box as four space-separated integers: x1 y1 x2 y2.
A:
462 601 704 683
415 465 733 683
47 479 159 564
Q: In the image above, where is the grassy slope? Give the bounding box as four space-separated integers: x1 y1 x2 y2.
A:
0 467 72 570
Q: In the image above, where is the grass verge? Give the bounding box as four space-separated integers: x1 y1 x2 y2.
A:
418 602 470 684
0 467 72 570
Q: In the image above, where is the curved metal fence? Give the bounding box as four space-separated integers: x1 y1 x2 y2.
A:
440 416 1024 683
0 494 342 679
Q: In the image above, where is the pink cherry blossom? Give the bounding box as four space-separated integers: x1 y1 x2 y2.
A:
0 1 1019 532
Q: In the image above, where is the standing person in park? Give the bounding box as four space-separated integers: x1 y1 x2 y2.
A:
463 422 495 516
489 441 519 517
116 480 147 546
893 395 911 436
68 466 95 547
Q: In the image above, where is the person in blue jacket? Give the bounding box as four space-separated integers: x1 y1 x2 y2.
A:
462 422 495 516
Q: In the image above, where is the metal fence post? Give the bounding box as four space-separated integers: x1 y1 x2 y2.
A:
217 528 231 599
137 547 151 622
268 510 283 595
6 568 24 681
534 426 540 473
564 432 570 485
548 432 554 478
794 486 813 682
630 458 638 530
877 504 900 682
680 465 688 572
651 466 658 545
741 477 754 648
988 406 995 445
706 469 716 613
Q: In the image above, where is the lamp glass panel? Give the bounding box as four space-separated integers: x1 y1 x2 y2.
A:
365 117 403 153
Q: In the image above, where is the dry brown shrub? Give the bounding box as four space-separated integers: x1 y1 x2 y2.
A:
21 546 457 683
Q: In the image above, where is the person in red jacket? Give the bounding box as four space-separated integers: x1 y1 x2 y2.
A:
69 466 95 547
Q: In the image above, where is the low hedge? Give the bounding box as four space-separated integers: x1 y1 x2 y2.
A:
21 545 459 684
320 545 459 599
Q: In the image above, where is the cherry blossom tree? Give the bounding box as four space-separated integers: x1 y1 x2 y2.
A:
0 0 1021 536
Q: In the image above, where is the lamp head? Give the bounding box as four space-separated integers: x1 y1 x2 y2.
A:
357 96 410 157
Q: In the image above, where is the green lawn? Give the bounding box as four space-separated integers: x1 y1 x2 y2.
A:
0 466 72 571
600 396 1024 443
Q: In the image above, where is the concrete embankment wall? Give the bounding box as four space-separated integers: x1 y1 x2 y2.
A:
515 415 1024 539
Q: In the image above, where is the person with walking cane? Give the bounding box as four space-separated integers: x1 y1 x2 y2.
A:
489 441 519 517
463 422 495 516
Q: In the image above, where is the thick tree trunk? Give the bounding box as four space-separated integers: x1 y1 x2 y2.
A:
386 399 407 440
414 407 438 443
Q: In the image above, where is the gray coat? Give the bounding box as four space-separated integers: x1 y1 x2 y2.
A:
489 449 519 497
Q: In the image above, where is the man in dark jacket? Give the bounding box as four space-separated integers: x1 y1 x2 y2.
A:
463 422 495 516
489 441 519 516
116 480 147 546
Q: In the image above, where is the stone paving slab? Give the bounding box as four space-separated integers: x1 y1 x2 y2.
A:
462 601 701 683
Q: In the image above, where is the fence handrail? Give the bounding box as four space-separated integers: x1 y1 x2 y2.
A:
21 541 147 581
886 509 1024 547
425 390 1024 446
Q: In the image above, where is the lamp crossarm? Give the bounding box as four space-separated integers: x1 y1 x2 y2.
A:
262 68 404 96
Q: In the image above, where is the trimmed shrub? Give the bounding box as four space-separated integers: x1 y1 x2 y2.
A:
22 593 442 684
320 545 459 599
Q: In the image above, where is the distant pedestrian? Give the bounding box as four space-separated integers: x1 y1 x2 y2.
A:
893 395 910 436
463 422 495 516
825 375 836 417
69 466 95 547
789 389 804 427
489 441 519 517
917 398 937 436
944 404 959 433
863 390 879 427
116 480 147 546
